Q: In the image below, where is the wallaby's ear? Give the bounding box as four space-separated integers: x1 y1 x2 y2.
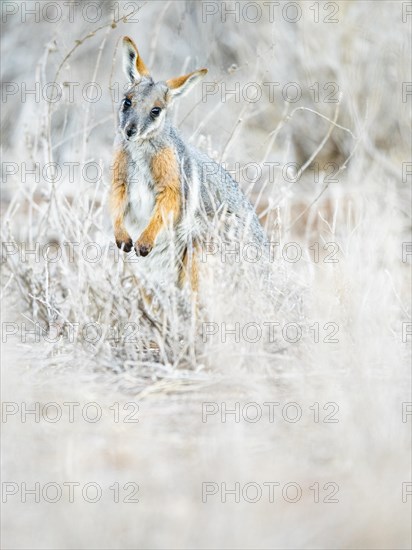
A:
166 69 208 99
122 36 150 82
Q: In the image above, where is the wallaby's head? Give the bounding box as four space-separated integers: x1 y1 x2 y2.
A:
119 36 207 142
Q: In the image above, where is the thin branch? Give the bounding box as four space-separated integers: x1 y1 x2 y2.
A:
287 138 361 232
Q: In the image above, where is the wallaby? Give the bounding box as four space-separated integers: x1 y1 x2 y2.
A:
110 36 266 292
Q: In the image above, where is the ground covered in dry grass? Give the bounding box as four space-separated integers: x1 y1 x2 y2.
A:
1 1 411 548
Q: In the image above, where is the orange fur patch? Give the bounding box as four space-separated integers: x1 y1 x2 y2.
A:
178 244 199 291
110 149 131 243
166 69 207 90
137 147 181 249
123 36 150 77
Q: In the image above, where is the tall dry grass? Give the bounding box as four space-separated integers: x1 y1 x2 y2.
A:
1 1 411 548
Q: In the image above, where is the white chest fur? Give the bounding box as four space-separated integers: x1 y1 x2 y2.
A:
124 142 155 238
121 141 203 287
123 142 180 286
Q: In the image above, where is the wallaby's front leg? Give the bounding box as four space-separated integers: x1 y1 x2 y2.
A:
110 149 133 252
135 147 181 257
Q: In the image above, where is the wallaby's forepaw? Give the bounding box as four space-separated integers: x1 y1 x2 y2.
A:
135 237 153 257
115 235 133 253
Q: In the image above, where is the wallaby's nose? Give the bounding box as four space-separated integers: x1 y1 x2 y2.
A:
125 124 137 139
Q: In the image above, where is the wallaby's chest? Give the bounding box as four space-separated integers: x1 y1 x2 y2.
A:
122 144 183 287
125 146 155 233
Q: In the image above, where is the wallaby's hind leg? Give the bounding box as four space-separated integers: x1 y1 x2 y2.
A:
178 243 199 292
110 149 133 252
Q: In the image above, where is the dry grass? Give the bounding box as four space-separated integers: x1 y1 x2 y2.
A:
1 1 411 548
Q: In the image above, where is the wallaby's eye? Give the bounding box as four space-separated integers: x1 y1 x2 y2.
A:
150 107 161 119
123 97 132 109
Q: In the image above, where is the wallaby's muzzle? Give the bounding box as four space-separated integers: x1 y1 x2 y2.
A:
124 123 137 140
